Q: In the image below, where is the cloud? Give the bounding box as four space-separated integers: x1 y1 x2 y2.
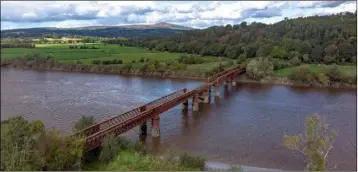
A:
1 1 356 30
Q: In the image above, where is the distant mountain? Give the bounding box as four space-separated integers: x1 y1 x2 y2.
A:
1 23 193 38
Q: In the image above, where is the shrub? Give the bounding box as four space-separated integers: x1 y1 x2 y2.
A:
139 58 145 63
289 56 301 66
102 60 112 65
288 66 315 82
99 134 121 163
325 65 341 82
271 58 292 70
91 60 101 65
132 60 136 63
237 54 247 64
123 64 132 70
117 60 123 64
179 153 205 170
246 57 274 80
316 73 330 85
112 59 118 64
73 115 95 132
179 55 204 64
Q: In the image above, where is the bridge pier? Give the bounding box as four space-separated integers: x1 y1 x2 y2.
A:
182 100 189 110
199 90 210 103
214 85 220 97
192 94 199 111
231 75 237 86
151 116 160 137
139 122 147 136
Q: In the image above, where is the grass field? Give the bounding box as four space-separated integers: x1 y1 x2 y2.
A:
1 43 231 73
273 64 357 77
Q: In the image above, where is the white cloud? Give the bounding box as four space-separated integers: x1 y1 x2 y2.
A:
1 1 356 30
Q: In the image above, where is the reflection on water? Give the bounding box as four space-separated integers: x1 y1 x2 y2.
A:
1 68 356 171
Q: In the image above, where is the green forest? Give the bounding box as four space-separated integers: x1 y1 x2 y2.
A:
126 12 357 65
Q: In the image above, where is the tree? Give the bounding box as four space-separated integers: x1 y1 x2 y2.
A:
246 57 274 80
325 65 341 82
73 115 95 132
337 42 354 62
283 114 336 171
99 134 121 163
1 116 45 171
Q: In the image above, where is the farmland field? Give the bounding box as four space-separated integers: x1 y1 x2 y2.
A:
1 43 233 74
272 64 357 76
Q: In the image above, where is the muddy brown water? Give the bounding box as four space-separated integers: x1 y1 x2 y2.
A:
1 68 356 171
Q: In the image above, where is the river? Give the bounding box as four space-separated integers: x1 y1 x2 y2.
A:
1 68 356 171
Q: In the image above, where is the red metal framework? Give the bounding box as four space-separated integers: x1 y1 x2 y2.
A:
72 89 187 138
75 65 245 151
84 89 195 151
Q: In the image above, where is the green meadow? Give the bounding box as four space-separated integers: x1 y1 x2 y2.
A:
1 43 233 74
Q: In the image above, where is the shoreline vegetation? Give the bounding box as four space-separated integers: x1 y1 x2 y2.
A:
1 57 356 89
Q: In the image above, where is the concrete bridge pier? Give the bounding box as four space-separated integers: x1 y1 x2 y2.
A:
139 122 147 136
224 80 229 88
151 116 160 137
182 100 189 110
192 94 199 111
214 85 220 97
199 90 210 103
231 76 237 86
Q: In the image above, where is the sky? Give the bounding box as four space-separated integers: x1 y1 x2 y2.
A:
1 1 357 30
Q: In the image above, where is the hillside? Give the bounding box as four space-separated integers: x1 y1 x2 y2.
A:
127 12 357 65
0 22 193 38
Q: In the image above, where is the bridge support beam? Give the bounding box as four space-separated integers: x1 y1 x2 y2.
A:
192 95 199 111
151 116 160 137
139 122 147 136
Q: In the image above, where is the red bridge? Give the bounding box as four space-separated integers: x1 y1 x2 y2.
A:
72 65 245 151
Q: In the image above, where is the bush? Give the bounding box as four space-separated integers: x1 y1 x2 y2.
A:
288 66 315 82
271 58 292 70
102 60 112 65
73 115 95 132
139 58 145 63
91 60 101 65
99 134 121 163
179 153 205 170
123 64 132 70
289 56 301 66
316 73 330 84
246 57 274 80
112 59 118 64
237 54 247 64
132 60 136 63
117 60 123 64
179 55 204 64
325 65 341 82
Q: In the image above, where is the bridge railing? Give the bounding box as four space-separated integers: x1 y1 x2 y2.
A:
207 65 242 83
84 89 194 151
72 88 187 138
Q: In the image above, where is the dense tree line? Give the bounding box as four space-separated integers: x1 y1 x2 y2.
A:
125 12 357 65
1 28 185 38
1 43 35 48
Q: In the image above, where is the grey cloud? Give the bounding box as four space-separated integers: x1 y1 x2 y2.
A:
318 1 350 8
299 1 351 9
241 7 282 19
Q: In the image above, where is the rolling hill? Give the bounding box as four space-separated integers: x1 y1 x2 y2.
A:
0 22 193 38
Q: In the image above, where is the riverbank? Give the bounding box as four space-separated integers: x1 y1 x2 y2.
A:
1 65 208 81
237 76 357 89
